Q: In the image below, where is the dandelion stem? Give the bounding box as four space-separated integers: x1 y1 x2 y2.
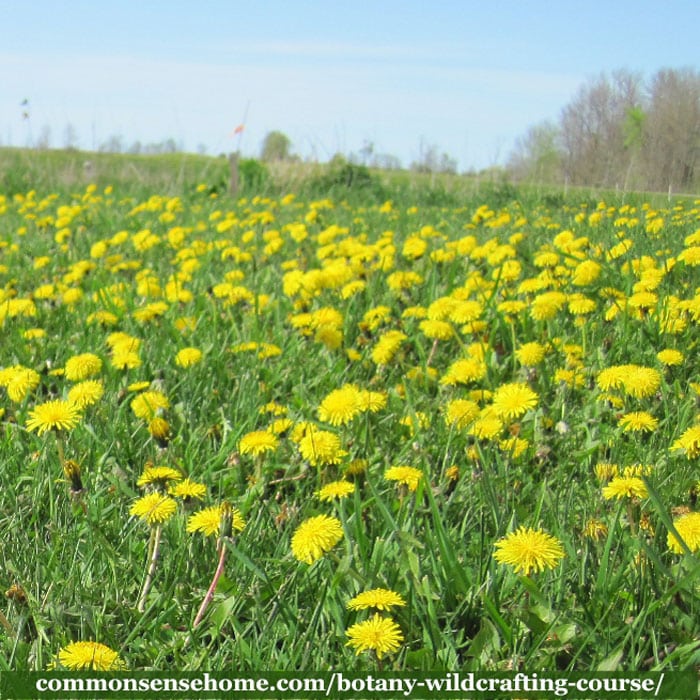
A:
0 609 15 638
426 338 439 367
137 523 163 613
55 432 65 468
192 539 228 629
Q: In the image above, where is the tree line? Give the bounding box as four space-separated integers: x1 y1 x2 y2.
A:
508 67 700 193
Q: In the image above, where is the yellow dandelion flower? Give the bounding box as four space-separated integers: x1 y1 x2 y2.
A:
384 465 423 492
64 353 102 381
444 399 480 430
468 413 504 440
667 512 700 554
419 319 454 340
371 330 407 365
656 349 684 366
130 390 169 419
187 504 245 537
169 478 207 501
268 418 293 435
602 476 648 501
316 480 356 502
111 350 141 369
621 365 662 399
515 342 546 366
136 465 182 487
148 416 171 442
596 366 627 392
318 385 362 426
399 412 430 436
618 411 659 433
26 400 82 435
594 463 619 481
67 380 104 408
491 383 538 420
357 389 387 413
670 425 700 458
494 526 565 575
298 429 346 465
347 589 406 611
291 514 343 564
54 641 126 671
584 519 608 541
127 381 151 392
439 358 487 386
5 366 41 403
175 347 202 367
345 459 369 476
239 430 278 456
129 493 177 525
345 614 404 659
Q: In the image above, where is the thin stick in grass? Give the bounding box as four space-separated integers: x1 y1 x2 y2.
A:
137 523 163 613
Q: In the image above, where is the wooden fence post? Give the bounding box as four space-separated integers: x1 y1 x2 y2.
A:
229 152 239 196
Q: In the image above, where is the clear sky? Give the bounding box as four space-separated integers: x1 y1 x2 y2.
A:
1 0 698 171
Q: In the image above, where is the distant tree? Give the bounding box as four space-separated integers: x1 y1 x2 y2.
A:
63 123 78 150
99 134 124 153
36 125 51 150
507 120 562 182
128 141 142 154
560 69 643 187
261 130 292 161
411 140 457 174
641 67 700 191
372 153 403 170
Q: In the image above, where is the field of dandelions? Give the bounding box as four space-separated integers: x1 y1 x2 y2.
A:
0 179 698 674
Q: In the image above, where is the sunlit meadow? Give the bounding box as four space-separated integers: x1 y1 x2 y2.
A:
0 177 698 675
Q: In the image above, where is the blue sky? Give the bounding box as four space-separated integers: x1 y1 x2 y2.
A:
1 1 698 170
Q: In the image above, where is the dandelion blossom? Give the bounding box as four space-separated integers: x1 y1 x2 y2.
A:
175 347 202 368
494 526 565 575
130 391 169 420
491 383 538 420
384 465 423 492
67 380 104 408
602 476 648 501
239 430 278 456
298 429 346 466
618 411 658 433
667 512 700 554
26 400 82 435
345 614 403 659
54 641 126 671
670 425 700 459
64 353 102 381
419 319 454 340
444 399 480 430
316 480 356 502
130 493 177 525
347 589 406 611
515 342 546 367
187 504 245 537
291 514 343 564
656 349 684 366
136 465 182 488
318 385 362 426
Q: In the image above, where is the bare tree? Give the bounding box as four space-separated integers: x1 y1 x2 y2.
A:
642 67 700 192
560 70 643 187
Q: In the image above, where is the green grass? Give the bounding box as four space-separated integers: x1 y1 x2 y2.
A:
0 173 698 676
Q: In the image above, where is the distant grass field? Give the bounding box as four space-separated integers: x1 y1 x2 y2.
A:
0 154 698 681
